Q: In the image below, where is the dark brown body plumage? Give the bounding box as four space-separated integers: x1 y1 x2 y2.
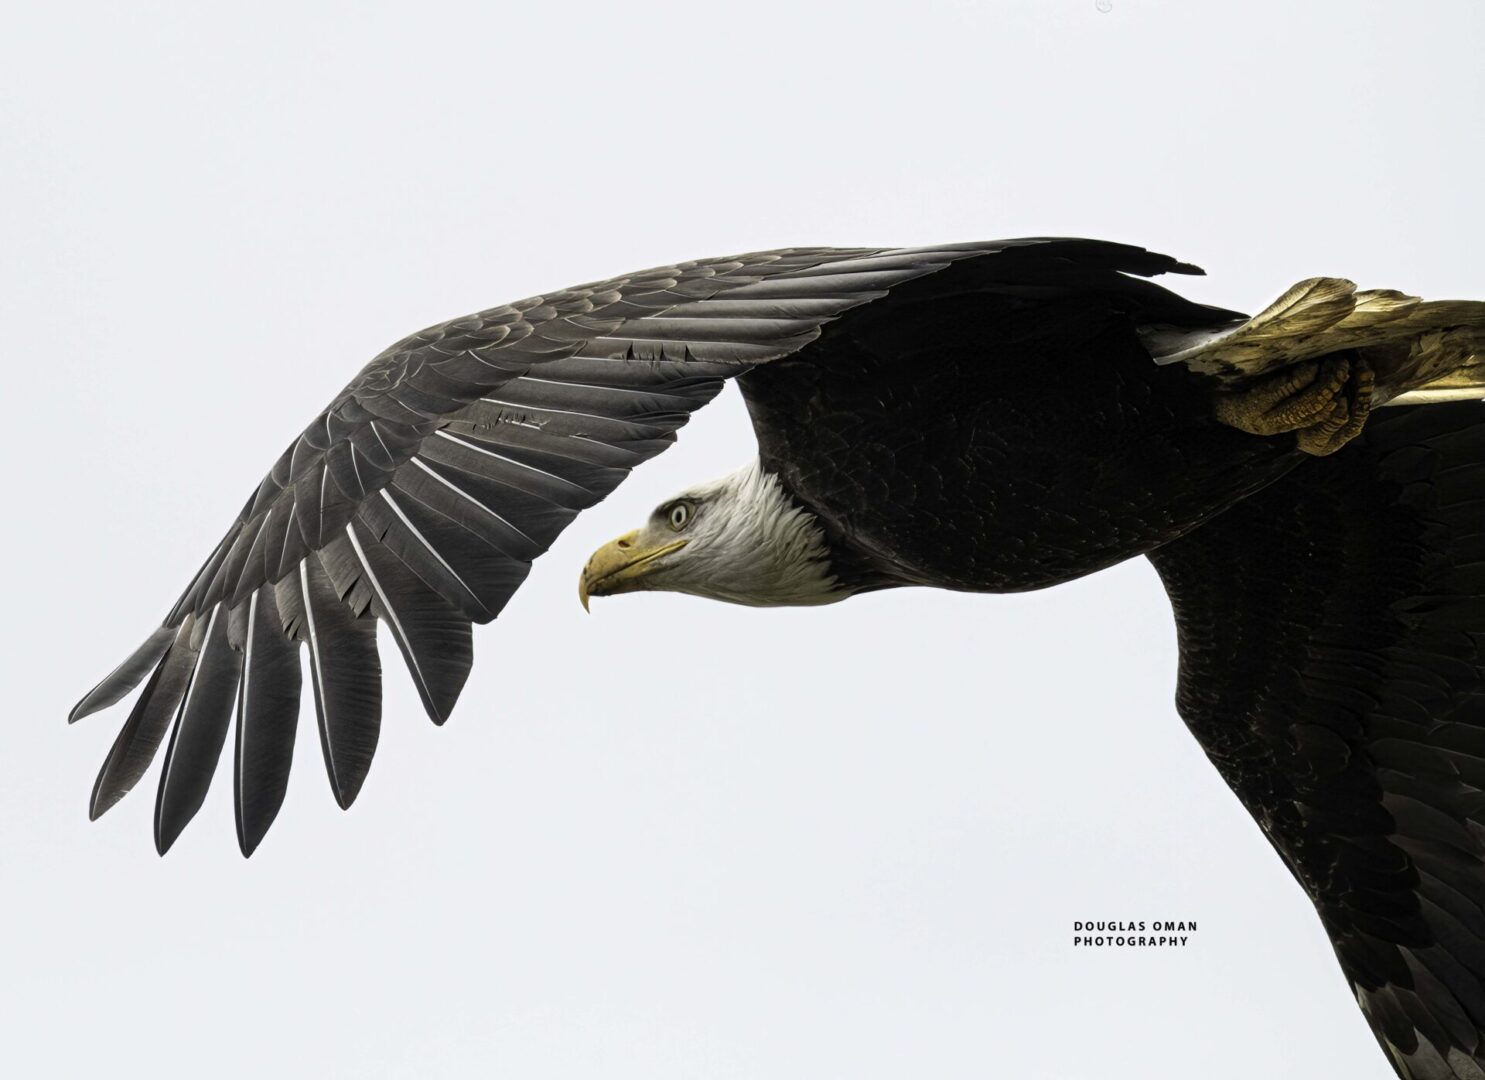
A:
744 257 1297 592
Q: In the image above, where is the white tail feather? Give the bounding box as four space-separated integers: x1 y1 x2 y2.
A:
1151 276 1485 407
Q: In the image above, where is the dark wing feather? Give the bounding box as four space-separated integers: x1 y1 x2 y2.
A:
73 238 1212 853
89 629 196 820
69 626 176 724
1148 401 1485 1080
342 521 473 726
154 607 242 855
275 558 382 811
232 586 302 856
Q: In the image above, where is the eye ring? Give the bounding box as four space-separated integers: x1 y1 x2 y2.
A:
668 502 692 531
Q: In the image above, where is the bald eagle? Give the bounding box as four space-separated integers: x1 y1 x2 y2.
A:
72 239 1485 1078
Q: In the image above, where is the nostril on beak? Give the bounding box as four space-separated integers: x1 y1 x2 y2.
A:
616 537 632 549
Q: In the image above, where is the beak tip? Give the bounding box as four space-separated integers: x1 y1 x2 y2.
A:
577 529 681 614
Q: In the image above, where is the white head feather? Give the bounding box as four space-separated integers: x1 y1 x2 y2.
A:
637 459 847 607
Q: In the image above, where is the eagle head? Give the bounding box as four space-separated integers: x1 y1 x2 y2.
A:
578 459 848 610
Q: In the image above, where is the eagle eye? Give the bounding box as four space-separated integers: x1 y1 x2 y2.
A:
667 502 693 531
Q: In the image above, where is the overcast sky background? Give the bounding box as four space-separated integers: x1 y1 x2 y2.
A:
3 2 1483 1077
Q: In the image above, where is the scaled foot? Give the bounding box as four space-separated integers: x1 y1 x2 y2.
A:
1213 354 1374 456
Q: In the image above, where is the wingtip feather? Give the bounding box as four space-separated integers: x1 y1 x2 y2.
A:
69 626 176 724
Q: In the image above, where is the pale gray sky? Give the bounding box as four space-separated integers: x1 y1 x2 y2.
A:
3 2 1482 1078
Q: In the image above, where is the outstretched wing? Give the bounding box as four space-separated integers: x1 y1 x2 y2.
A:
71 238 1210 855
1148 402 1485 1079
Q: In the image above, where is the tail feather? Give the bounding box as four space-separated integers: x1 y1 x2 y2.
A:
1390 364 1485 406
1151 276 1485 406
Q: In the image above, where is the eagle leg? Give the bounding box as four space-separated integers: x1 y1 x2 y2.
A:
1212 354 1374 456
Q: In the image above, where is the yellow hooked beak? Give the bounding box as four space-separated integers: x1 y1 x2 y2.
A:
578 530 689 612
